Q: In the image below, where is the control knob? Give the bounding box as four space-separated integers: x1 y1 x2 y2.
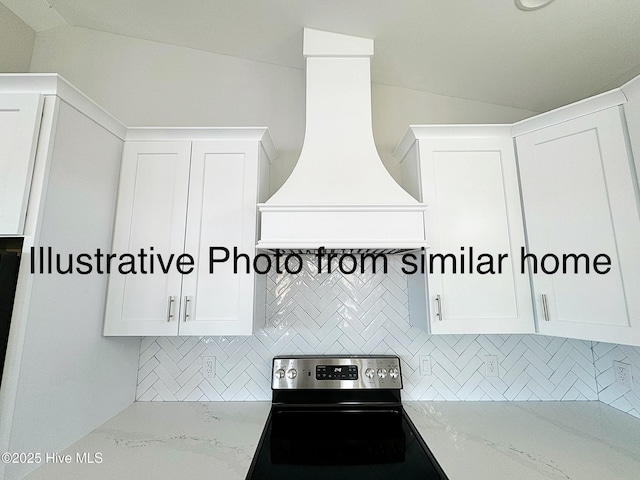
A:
377 368 387 378
286 368 297 379
389 367 399 379
275 368 286 379
365 368 375 379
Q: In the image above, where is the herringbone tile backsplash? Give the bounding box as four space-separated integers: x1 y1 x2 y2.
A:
135 255 621 406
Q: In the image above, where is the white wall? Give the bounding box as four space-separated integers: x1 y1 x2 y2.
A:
30 26 537 192
0 3 35 73
30 26 305 193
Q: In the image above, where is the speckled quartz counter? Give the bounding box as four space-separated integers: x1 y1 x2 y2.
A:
24 401 640 480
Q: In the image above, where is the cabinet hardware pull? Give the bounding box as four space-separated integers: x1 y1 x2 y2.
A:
166 296 175 322
183 296 190 322
541 294 550 322
435 294 443 321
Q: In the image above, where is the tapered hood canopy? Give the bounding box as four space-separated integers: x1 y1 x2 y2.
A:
257 29 427 251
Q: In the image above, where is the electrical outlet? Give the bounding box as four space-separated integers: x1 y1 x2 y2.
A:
202 356 216 378
484 355 499 377
613 360 632 388
419 355 432 376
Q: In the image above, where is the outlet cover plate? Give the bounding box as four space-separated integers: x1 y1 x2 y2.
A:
419 355 432 376
484 355 499 377
613 360 632 388
202 356 216 378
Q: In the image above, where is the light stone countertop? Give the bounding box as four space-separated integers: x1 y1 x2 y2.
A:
24 401 640 480
404 401 640 480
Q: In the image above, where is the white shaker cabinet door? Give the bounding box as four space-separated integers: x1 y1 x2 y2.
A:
104 142 191 336
418 136 534 334
516 106 640 346
0 93 44 234
180 141 259 335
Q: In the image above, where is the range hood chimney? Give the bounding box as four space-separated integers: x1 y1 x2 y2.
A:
257 29 427 251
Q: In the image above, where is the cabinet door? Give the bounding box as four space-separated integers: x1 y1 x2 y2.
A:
180 141 259 335
516 106 640 345
0 94 43 234
104 142 191 336
418 136 534 334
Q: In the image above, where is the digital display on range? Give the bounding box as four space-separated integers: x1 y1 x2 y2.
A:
316 365 358 380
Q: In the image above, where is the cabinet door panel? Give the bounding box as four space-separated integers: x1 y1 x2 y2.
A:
0 93 43 234
420 137 533 334
517 106 640 345
180 142 258 335
104 142 191 336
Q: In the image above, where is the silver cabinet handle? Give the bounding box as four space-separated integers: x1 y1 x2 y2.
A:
183 296 191 322
541 294 550 322
435 294 443 321
166 296 175 322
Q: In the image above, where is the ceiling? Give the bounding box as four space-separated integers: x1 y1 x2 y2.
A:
5 0 640 112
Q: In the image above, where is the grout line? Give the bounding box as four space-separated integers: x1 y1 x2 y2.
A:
590 341 600 402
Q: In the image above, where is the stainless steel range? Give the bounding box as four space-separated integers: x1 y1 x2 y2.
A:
245 355 449 480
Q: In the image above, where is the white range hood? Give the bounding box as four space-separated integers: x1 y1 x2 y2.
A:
257 29 427 251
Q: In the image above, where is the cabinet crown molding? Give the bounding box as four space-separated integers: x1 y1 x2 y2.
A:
393 125 512 161
0 74 127 140
124 127 277 163
511 88 627 137
621 74 640 100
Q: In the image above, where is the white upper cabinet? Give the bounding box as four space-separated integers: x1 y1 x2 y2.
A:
0 93 43 234
104 130 274 336
396 126 534 334
515 105 640 346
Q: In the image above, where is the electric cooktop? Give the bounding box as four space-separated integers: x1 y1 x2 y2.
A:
245 356 449 480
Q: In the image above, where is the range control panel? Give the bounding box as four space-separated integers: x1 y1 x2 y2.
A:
272 356 402 390
316 364 358 380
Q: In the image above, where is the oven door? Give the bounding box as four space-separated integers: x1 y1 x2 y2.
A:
271 406 406 465
246 406 448 480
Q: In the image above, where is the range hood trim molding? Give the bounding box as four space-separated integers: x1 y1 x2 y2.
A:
255 242 429 252
258 203 427 212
